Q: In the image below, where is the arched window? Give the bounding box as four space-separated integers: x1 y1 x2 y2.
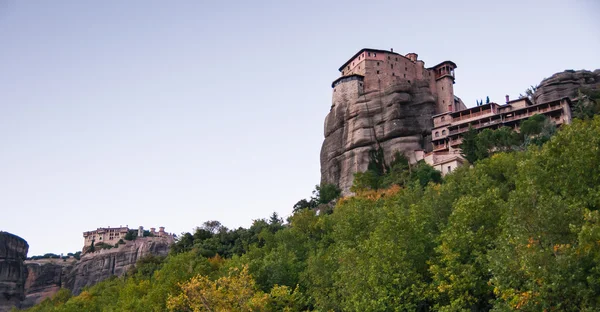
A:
442 130 446 135
441 116 445 121
435 131 439 137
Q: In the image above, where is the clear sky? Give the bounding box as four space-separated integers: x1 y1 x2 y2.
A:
1 0 598 256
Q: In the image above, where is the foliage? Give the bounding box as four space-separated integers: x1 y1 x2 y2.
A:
167 266 301 311
352 151 441 193
293 183 341 212
519 85 538 101
572 88 600 119
461 116 555 163
125 230 138 241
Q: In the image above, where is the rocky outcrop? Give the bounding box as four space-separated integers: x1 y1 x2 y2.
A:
0 232 28 312
0 235 173 311
66 237 172 295
321 80 436 194
533 69 600 104
20 260 76 309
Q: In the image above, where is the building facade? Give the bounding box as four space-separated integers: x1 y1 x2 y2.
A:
333 48 466 115
82 226 171 248
83 227 129 247
422 97 573 174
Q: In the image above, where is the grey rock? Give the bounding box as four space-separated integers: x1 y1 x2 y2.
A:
67 237 172 295
1 234 173 311
21 260 75 309
0 232 28 312
320 81 436 194
533 69 600 104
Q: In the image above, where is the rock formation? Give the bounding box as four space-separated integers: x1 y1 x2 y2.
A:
21 260 76 308
320 80 436 194
0 232 29 312
1 234 173 310
66 237 172 295
533 69 600 104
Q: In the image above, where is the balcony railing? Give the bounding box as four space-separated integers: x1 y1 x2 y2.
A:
433 145 448 152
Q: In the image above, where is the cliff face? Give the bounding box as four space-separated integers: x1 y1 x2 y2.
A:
0 232 29 312
533 69 600 104
67 237 172 295
321 80 436 194
2 236 173 310
20 260 75 309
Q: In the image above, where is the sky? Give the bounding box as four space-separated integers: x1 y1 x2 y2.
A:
1 0 598 256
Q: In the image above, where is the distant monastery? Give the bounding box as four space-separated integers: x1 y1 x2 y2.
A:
83 226 173 249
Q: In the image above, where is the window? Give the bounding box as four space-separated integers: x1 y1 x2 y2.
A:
442 130 446 135
374 53 376 57
408 80 410 83
396 57 398 61
441 116 445 121
368 52 371 56
392 73 395 76
442 87 444 90
377 62 379 66
391 64 393 69
405 67 407 71
448 166 451 172
435 131 439 137
404 74 406 78
347 66 350 70
377 70 380 74
388 56 390 60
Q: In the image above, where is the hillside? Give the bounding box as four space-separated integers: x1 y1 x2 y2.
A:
18 116 600 311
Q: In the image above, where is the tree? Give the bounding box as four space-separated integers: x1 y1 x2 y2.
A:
313 183 341 205
519 85 538 102
410 161 442 187
124 230 137 241
486 96 490 104
167 266 299 312
460 126 480 163
572 89 600 119
520 114 556 146
202 220 224 234
381 152 411 188
292 199 314 212
350 170 381 192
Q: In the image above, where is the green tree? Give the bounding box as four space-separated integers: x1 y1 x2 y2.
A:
460 126 480 163
572 89 600 119
313 183 341 205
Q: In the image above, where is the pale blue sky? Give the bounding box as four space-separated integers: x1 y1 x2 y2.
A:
1 0 598 256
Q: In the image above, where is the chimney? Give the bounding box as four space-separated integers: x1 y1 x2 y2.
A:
505 95 510 103
390 48 393 52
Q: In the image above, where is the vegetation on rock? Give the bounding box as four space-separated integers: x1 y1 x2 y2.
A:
20 116 600 311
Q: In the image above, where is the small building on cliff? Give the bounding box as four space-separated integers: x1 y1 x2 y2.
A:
82 226 171 249
333 48 466 115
